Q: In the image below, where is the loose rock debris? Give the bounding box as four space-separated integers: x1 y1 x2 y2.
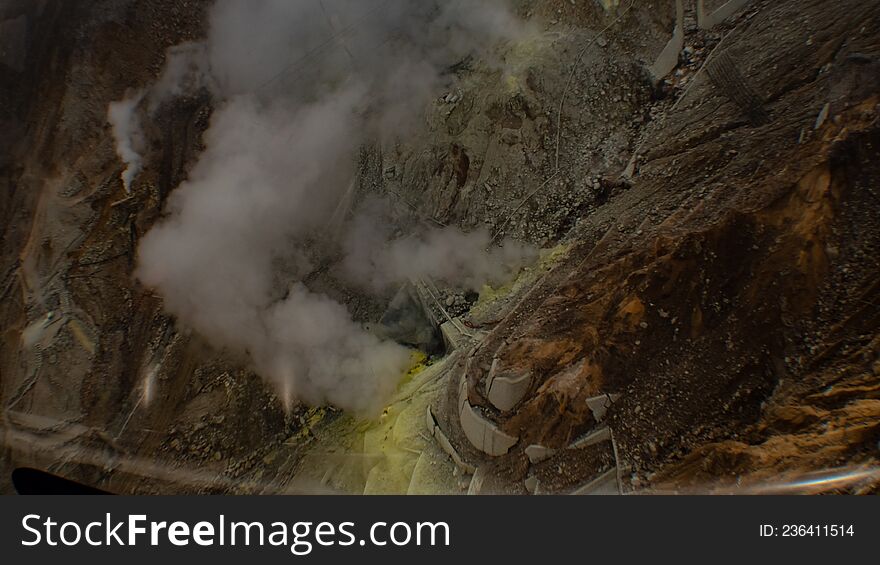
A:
1 0 878 495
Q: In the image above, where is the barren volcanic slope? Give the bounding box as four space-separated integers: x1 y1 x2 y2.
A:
1 0 878 494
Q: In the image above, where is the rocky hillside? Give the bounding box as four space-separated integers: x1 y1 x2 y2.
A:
1 0 878 494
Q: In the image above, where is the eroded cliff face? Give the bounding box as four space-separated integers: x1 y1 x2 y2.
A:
444 0 880 493
0 0 291 494
1 0 878 494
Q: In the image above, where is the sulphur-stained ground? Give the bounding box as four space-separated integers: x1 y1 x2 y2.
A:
1 0 878 494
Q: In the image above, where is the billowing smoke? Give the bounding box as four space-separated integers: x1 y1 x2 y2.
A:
132 0 532 416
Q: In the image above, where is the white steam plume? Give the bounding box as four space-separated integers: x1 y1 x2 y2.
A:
108 43 213 193
135 0 531 416
107 90 145 193
340 196 537 292
148 42 215 111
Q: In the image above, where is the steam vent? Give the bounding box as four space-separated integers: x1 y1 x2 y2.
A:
2 0 879 495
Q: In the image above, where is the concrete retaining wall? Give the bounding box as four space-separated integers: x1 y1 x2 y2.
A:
426 405 476 474
525 444 557 464
649 0 684 82
458 374 519 456
585 393 620 422
697 0 752 29
570 426 612 449
466 466 486 495
460 399 519 456
440 319 467 351
486 370 532 412
570 467 620 495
